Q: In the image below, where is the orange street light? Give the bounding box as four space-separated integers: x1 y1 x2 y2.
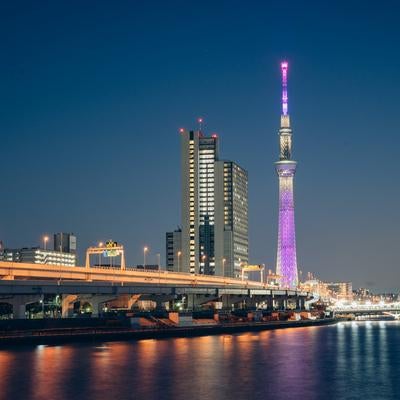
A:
177 251 182 273
43 235 49 250
143 246 149 268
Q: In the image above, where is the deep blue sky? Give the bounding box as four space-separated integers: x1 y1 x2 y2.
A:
1 1 400 291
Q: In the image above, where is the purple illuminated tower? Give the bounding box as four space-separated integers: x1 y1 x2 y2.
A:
275 61 298 289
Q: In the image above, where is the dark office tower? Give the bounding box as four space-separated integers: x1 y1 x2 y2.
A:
165 229 182 272
215 161 249 278
54 233 77 254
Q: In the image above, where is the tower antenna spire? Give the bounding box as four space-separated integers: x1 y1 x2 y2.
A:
198 117 203 132
281 61 288 116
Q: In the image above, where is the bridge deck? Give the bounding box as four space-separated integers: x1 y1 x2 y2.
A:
0 262 307 296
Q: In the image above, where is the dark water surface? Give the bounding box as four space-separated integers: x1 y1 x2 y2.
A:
1 321 400 400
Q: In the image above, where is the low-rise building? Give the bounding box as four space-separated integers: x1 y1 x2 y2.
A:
0 247 76 266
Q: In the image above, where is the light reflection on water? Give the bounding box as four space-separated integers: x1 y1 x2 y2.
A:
0 322 400 400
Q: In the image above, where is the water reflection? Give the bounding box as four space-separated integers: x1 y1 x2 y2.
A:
0 322 399 400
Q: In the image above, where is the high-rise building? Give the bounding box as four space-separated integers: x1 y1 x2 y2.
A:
167 126 248 276
54 233 77 254
275 61 299 289
165 229 182 272
215 161 248 278
180 129 219 274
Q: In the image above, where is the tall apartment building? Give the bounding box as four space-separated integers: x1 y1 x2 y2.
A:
215 161 249 278
180 130 218 274
167 127 248 277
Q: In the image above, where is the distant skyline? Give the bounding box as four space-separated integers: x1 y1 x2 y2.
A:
1 1 400 291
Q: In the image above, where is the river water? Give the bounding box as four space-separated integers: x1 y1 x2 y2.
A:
0 321 399 400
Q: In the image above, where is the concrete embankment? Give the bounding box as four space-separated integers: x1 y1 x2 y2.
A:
0 318 337 346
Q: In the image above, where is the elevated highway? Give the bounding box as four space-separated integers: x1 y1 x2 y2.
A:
0 260 277 289
0 261 310 318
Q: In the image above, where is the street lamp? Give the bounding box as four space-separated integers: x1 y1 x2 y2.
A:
202 255 206 274
98 242 104 267
177 251 182 272
43 235 49 250
39 297 44 318
143 246 149 268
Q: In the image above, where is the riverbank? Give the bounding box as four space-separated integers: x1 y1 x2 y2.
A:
0 318 337 346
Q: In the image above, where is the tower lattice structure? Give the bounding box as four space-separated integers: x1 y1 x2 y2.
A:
275 61 298 289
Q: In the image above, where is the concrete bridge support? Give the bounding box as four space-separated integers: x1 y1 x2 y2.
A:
266 296 274 310
62 294 118 318
82 295 118 317
274 296 288 311
296 297 305 310
139 294 176 311
220 294 248 310
105 294 141 310
187 293 220 311
61 295 78 318
6 295 43 319
128 295 142 310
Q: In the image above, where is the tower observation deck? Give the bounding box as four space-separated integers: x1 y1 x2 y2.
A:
275 61 298 289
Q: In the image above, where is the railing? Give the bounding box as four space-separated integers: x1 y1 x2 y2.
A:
332 303 400 312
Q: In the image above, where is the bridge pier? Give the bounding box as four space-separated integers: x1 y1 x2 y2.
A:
187 293 220 311
274 296 287 311
62 294 118 317
266 296 274 310
7 295 43 319
84 295 118 317
61 295 78 318
138 294 176 311
220 294 249 310
245 295 257 309
296 297 305 310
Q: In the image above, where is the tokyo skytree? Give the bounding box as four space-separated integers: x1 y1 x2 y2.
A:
275 61 298 289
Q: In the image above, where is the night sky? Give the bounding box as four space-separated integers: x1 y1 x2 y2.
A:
1 1 400 292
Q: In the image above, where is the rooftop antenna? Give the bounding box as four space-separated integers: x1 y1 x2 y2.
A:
198 117 203 132
281 61 288 116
